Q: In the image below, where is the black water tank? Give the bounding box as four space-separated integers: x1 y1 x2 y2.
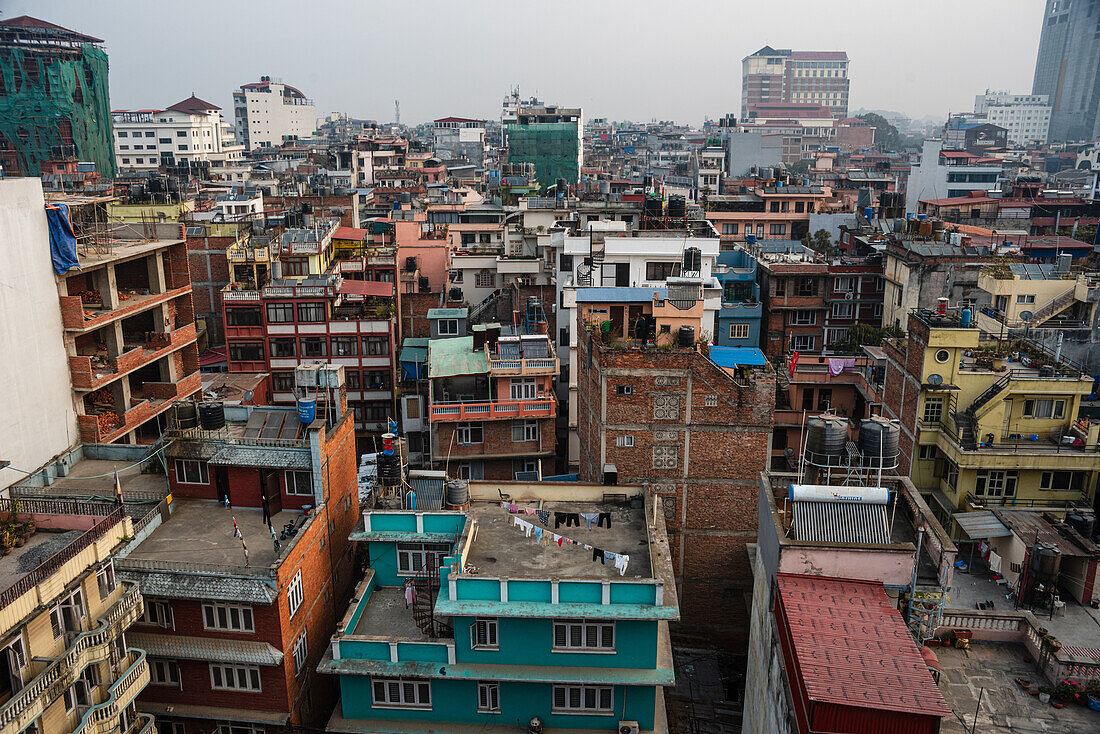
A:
668 195 686 219
1067 512 1095 540
301 202 313 214
678 325 694 347
682 246 702 273
174 401 198 429
198 401 226 431
378 454 401 488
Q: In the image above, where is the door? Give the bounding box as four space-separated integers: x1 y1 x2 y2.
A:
628 305 644 340
614 262 630 287
214 466 230 506
610 306 625 338
262 469 283 515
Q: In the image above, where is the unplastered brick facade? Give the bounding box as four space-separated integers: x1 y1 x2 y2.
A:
576 333 775 646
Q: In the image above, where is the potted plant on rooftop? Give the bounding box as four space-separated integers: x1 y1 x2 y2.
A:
1039 686 1053 704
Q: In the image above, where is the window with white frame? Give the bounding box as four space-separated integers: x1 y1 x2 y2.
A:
149 658 180 687
1016 294 1036 304
616 435 635 447
288 571 304 619
512 420 539 442
140 599 173 628
202 602 254 633
975 470 1017 498
729 323 749 340
1040 471 1087 492
791 335 816 351
834 276 854 292
285 470 313 496
174 459 209 485
457 423 483 444
50 588 84 639
922 397 944 425
210 663 261 692
477 681 501 713
831 303 854 319
292 632 308 676
2 633 26 685
509 377 537 400
789 311 816 326
438 319 459 336
397 542 451 573
475 270 494 288
470 618 498 650
1023 398 1065 419
553 620 615 651
552 684 613 714
96 561 116 601
371 677 431 708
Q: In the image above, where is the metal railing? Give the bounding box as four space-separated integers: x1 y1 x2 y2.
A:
72 648 149 734
0 497 119 517
0 507 127 613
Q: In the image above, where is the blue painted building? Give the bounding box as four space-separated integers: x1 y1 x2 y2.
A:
321 483 678 733
713 250 763 348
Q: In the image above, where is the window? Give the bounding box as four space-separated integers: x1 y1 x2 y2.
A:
553 620 615 651
552 684 613 714
470 618 498 650
775 278 786 296
159 138 171 144
1023 399 1065 419
935 349 951 363
769 201 781 213
285 471 313 496
202 603 255 632
404 396 420 420
795 201 805 213
363 336 389 355
176 130 187 137
975 470 1017 498
397 542 451 572
616 384 633 396
559 254 573 272
510 377 537 400
96 561 116 600
300 337 327 357
118 131 128 138
796 278 817 296
1016 294 1036 304
292 633 308 676
834 277 854 292
228 343 264 362
140 599 174 628
922 397 944 425
269 338 295 358
477 681 501 713
344 370 361 390
457 423 483 444
616 435 635 447
226 308 262 326
437 319 459 336
757 224 764 237
297 302 326 322
178 145 188 151
512 420 539 442
288 571 304 619
722 223 739 235
145 131 155 138
272 372 294 392
149 659 180 687
646 261 680 281
121 158 130 165
475 270 494 288
331 336 357 356
266 303 295 323
817 388 832 411
283 258 309 277
175 460 209 485
119 144 129 150
791 335 816 351
1040 471 1086 492
371 677 431 708
729 323 749 340
789 312 816 326
831 303 854 319
560 327 569 347
210 664 261 692
918 445 938 461
769 224 786 236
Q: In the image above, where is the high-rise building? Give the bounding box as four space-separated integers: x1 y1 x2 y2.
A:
233 77 316 149
973 91 1052 145
112 95 246 172
506 99 583 188
0 16 116 177
1032 0 1100 141
741 46 850 120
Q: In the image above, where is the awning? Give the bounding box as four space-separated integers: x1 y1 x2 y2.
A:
207 445 313 470
139 701 289 726
339 279 394 297
709 346 768 368
953 510 1012 540
129 632 284 666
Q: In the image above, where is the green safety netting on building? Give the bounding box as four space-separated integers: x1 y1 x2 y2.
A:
506 122 580 191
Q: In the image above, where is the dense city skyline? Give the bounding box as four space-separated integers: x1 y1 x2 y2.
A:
4 0 1044 124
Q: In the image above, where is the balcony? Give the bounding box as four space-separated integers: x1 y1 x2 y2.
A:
0 582 143 733
430 398 556 422
77 371 202 443
60 285 192 333
226 244 270 263
73 648 150 734
487 356 558 376
222 285 261 303
70 324 198 392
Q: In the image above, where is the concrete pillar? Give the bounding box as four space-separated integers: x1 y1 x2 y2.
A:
106 321 124 357
147 251 167 294
102 266 120 310
163 351 180 383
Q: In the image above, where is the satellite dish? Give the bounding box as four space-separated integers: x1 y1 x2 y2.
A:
928 374 944 386
1020 310 1034 321
243 390 254 402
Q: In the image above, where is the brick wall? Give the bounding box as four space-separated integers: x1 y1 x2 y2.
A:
576 331 775 646
399 291 441 340
186 234 236 345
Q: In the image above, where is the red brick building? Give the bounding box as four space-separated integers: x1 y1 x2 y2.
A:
119 395 359 733
756 251 829 361
823 256 886 349
576 331 775 646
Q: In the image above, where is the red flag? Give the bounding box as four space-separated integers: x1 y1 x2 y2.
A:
789 351 800 378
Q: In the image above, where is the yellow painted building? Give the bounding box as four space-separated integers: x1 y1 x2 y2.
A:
106 200 195 224
0 500 148 734
883 309 1098 534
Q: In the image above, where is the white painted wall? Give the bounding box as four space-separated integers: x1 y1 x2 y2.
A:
0 179 77 490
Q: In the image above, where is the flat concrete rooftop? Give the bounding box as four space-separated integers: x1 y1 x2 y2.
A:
40 458 168 500
353 587 423 638
124 498 298 570
71 237 184 271
465 500 652 579
0 531 78 593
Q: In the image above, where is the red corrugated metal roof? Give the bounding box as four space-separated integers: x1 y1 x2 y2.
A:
775 573 951 719
167 94 220 113
339 279 393 297
0 15 103 43
333 226 368 241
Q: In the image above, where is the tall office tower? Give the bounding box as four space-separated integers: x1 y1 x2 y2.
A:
1032 0 1100 141
741 46 850 121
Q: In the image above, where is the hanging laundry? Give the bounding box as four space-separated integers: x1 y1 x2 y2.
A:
827 357 856 376
583 543 592 551
500 501 509 511
989 551 1002 574
580 512 600 530
536 509 551 527
555 512 580 528
555 534 564 547
597 512 612 528
612 553 629 576
592 548 605 564
404 583 416 608
534 527 544 543
524 508 536 517
509 503 519 513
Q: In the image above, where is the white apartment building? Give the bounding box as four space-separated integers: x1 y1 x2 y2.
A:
906 139 1004 214
432 117 486 165
556 226 722 468
974 91 1052 145
112 95 245 171
233 76 317 149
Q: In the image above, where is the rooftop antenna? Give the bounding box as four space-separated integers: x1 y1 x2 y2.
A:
394 100 400 126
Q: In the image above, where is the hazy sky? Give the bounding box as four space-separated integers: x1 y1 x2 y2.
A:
6 0 1045 126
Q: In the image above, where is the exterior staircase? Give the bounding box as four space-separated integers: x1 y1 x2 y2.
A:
1028 285 1077 326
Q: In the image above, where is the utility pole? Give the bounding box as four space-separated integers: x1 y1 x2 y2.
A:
394 100 400 126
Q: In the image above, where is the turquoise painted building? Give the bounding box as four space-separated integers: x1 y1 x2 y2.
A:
714 250 763 348
321 486 678 733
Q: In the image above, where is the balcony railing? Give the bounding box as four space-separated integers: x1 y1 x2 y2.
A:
430 398 556 421
73 648 150 734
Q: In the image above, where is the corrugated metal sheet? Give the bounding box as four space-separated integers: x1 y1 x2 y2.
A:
774 574 950 723
207 445 312 470
792 501 889 544
953 510 1012 539
128 632 283 666
427 336 488 378
117 570 278 604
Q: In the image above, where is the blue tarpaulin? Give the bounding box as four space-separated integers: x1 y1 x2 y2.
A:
45 203 79 274
709 346 767 368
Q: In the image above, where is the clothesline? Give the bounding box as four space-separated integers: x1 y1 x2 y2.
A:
500 501 617 530
501 503 629 576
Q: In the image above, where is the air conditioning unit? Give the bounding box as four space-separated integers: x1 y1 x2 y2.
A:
618 722 640 734
844 291 855 300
